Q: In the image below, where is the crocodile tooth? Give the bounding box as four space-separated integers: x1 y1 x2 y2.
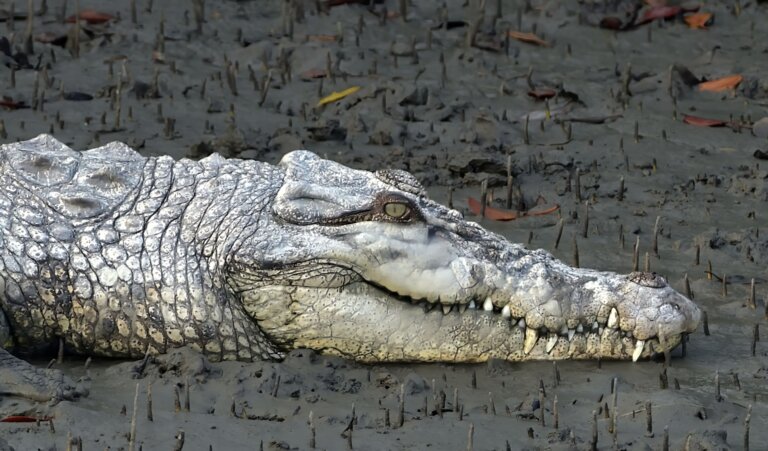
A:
632 340 645 362
518 318 526 329
423 302 436 313
458 303 468 314
483 298 493 311
545 334 558 353
442 304 453 315
598 326 604 336
576 324 583 334
592 321 599 332
567 329 575 341
509 318 518 327
523 328 539 355
607 308 619 329
468 300 476 310
501 305 511 319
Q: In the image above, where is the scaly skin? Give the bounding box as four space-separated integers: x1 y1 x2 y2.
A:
0 135 700 400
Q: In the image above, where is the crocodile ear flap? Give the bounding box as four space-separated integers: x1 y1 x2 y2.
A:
273 150 375 225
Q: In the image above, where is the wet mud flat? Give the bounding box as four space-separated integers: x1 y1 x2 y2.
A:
1 0 767 449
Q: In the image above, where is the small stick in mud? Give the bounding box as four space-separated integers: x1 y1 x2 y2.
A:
174 386 181 413
695 244 700 265
644 252 650 272
57 337 64 364
129 383 139 451
466 423 474 451
659 368 668 389
715 371 722 402
447 387 456 415
752 324 759 357
384 408 390 428
572 236 579 268
397 384 405 427
590 410 598 451
707 260 712 280
173 430 185 451
459 404 464 421
184 377 191 411
662 425 669 451
634 121 640 143
438 390 446 418
684 274 693 299
471 370 477 389
554 219 564 249
748 278 756 309
553 395 559 429
632 236 640 272
523 115 530 145
703 311 710 336
553 362 560 386
272 374 281 397
309 410 316 449
488 392 496 415
423 396 428 416
574 168 581 201
618 177 624 201
479 181 487 222
609 377 618 439
652 216 661 257
582 202 589 239
744 404 752 451
147 382 153 422
722 273 728 297
645 401 653 437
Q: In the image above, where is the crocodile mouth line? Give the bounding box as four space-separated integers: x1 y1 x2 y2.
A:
368 282 684 361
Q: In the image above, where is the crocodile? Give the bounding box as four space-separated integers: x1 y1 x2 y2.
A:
0 134 700 401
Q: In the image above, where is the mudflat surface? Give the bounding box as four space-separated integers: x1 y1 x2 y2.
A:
1 1 767 450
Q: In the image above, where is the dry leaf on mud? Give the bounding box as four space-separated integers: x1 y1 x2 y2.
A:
527 88 557 100
682 114 728 127
467 197 560 221
698 75 742 92
0 97 28 110
65 9 114 24
507 31 550 47
684 12 714 29
317 86 361 107
308 34 338 42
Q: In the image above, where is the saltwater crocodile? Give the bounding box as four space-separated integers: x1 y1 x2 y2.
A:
0 135 700 401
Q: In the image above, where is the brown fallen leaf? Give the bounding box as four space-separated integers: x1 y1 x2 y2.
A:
684 12 713 29
527 88 557 100
682 114 728 127
65 9 114 25
698 74 742 92
467 197 560 221
301 69 327 81
0 96 28 110
308 34 338 43
507 30 550 47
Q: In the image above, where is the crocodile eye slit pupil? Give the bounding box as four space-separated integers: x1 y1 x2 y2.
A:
384 202 409 219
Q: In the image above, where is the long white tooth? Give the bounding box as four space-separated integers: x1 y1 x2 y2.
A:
524 328 539 354
483 298 493 311
576 324 583 334
442 304 453 315
468 300 476 309
608 308 619 329
518 318 526 329
632 340 645 362
501 305 511 319
568 329 575 341
458 303 468 314
546 334 558 353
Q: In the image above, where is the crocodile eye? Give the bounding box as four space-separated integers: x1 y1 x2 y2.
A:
384 202 409 219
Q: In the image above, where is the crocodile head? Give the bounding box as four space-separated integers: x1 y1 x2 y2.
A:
228 151 701 362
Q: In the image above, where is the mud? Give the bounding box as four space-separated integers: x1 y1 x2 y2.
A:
1 0 767 449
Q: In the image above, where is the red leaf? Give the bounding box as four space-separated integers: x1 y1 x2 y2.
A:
65 10 115 25
1 415 52 423
467 197 560 221
527 88 557 100
635 6 681 25
682 114 727 127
